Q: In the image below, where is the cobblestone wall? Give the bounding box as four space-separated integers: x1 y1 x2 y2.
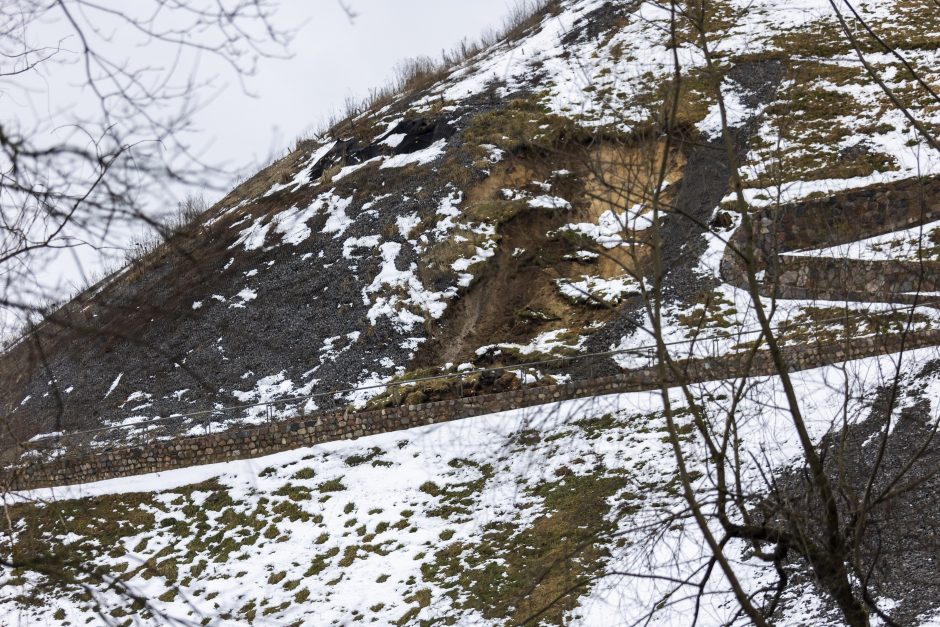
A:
720 176 940 302
774 256 940 300
7 329 940 491
758 176 940 254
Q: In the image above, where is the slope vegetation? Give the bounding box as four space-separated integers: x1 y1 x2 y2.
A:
4 0 940 623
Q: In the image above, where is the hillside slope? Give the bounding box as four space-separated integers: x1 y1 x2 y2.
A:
5 350 940 625
3 0 940 450
4 0 940 623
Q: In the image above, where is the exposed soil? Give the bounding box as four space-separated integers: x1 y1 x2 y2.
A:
412 140 680 368
584 60 786 364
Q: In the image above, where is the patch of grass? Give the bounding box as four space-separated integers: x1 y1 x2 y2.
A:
291 467 315 480
345 447 387 467
427 462 495 520
283 578 301 591
157 588 177 603
338 545 360 568
744 61 899 185
464 199 529 225
155 557 178 583
262 601 291 617
420 228 498 289
675 289 738 333
421 472 627 625
463 96 589 155
736 306 933 349
511 428 542 446
365 367 483 410
395 588 433 626
271 500 311 523
240 599 257 622
573 413 633 440
4 490 161 594
419 481 441 497
202 489 234 512
305 547 339 577
190 560 208 579
274 483 313 501
318 478 347 493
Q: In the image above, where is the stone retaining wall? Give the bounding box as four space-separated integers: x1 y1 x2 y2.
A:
720 176 940 302
7 329 940 491
774 256 940 300
756 176 940 255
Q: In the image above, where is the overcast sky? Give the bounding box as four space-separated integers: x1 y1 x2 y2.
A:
197 1 516 185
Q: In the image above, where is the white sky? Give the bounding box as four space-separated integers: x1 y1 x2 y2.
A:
198 0 516 186
6 0 517 320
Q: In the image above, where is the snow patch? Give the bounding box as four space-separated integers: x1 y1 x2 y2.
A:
380 139 448 169
104 373 124 399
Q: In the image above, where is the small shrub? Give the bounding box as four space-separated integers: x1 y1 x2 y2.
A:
318 479 347 493
292 468 315 480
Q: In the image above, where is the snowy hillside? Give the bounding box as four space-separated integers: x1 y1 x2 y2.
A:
4 0 940 450
4 0 940 623
6 348 940 625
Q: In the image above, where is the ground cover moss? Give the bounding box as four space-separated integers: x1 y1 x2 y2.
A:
463 96 590 155
675 289 738 333
421 471 628 625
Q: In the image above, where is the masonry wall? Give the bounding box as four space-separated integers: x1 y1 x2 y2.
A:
720 176 940 299
774 256 940 300
7 329 940 491
757 176 940 254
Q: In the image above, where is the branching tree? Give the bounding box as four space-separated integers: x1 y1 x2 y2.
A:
0 1 298 621
616 0 940 624
0 0 295 327
514 0 940 623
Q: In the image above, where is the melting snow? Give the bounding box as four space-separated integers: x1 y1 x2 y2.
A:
16 347 935 625
380 133 407 148
557 207 652 248
697 78 753 138
379 139 448 169
342 235 382 259
556 274 646 305
230 288 257 308
785 219 940 262
103 373 123 399
231 218 271 251
362 242 449 332
528 195 572 209
319 193 356 236
396 213 421 239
